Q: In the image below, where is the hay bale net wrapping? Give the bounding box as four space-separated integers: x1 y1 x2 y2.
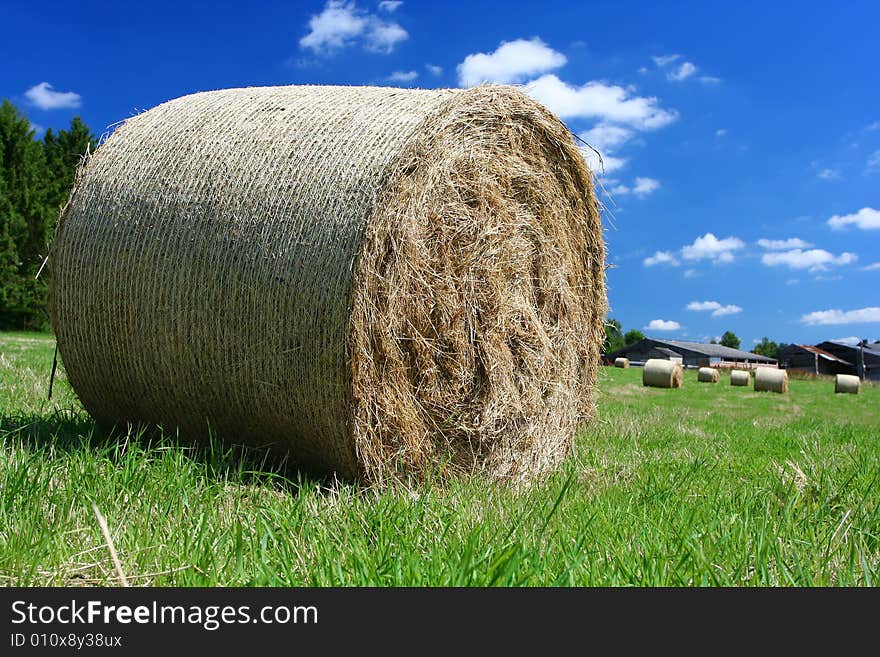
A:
642 359 683 388
50 84 607 484
614 357 629 368
835 374 860 394
730 370 750 386
697 367 719 383
754 367 788 393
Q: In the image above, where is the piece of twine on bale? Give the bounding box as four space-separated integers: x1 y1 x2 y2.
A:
49 84 607 485
642 359 683 388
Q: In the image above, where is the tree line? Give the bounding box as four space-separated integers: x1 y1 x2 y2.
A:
0 99 96 330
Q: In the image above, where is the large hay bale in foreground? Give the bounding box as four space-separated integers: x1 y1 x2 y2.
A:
697 367 719 383
834 374 860 394
642 359 683 388
614 357 630 369
49 85 607 484
730 370 750 386
754 367 788 393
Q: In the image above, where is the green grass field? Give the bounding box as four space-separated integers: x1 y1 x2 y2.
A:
1 331 878 586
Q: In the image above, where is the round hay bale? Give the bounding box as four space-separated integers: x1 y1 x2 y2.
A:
730 370 750 386
49 84 607 484
754 367 788 393
834 374 860 394
697 367 719 383
614 357 630 369
642 359 683 389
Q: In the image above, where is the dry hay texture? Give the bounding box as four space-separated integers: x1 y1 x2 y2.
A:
730 369 750 386
697 367 719 383
614 357 629 369
754 367 788 393
642 359 683 389
49 84 607 485
834 374 860 394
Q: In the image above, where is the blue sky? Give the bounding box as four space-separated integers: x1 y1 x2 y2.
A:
3 0 878 347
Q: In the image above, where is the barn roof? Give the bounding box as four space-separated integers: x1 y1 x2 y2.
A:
608 337 777 362
780 344 853 365
651 338 777 362
821 340 880 359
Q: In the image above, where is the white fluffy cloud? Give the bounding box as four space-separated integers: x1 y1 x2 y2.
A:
645 319 681 331
426 64 443 76
863 262 880 271
667 61 697 81
757 237 813 250
300 1 408 54
387 70 418 82
643 250 680 267
801 307 880 325
687 301 720 311
581 123 633 152
457 38 566 87
686 301 742 317
653 54 717 83
712 304 742 317
367 22 408 52
652 54 680 67
378 0 402 11
681 233 745 263
632 177 660 197
827 207 880 230
867 150 880 173
612 177 660 197
761 249 857 272
526 74 678 129
24 82 81 110
817 168 841 180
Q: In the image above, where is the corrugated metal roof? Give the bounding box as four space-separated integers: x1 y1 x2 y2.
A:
826 340 880 358
648 338 777 362
791 344 852 365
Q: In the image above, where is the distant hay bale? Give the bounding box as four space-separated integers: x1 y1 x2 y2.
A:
49 84 607 485
834 374 860 394
697 367 719 383
614 357 630 369
730 370 750 386
642 359 683 388
754 367 788 393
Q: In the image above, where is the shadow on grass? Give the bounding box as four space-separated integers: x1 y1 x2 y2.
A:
0 410 325 497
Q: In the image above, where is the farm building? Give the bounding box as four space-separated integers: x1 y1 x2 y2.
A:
814 340 880 381
607 338 777 368
776 344 856 376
